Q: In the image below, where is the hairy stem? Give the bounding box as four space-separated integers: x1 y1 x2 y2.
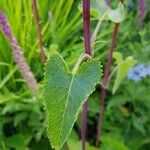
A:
81 0 92 150
96 23 120 147
73 53 91 74
83 0 92 55
95 0 124 146
32 0 47 63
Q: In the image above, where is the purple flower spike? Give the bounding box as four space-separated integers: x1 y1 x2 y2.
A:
138 0 147 26
105 0 111 6
0 13 7 26
0 19 7 25
2 25 13 40
139 0 146 17
0 11 38 92
0 12 7 20
0 12 13 40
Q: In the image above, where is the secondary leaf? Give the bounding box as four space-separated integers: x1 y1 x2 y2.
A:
67 140 97 150
90 0 107 19
79 0 125 23
43 51 102 150
91 0 124 23
106 2 125 23
113 52 136 94
132 114 146 136
101 134 129 150
113 51 123 64
107 95 131 110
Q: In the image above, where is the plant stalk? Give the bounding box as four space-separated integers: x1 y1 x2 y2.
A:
32 0 47 63
83 0 92 56
81 0 92 150
96 23 120 147
81 101 88 150
91 16 104 49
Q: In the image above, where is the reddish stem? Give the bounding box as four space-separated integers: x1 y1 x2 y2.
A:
81 0 92 150
81 102 88 150
32 0 47 63
96 23 120 147
83 0 92 55
96 0 124 146
105 0 111 5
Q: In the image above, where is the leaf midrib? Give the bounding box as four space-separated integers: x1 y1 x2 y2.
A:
57 72 75 145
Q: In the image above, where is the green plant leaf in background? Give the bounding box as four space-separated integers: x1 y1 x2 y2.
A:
43 51 102 150
67 140 97 150
3 134 32 150
112 52 136 94
65 130 98 150
101 133 129 150
107 95 131 110
132 114 146 136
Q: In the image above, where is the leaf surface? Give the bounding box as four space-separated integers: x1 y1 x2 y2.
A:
43 51 102 150
101 133 129 150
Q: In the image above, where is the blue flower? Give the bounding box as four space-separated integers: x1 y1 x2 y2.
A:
127 64 150 82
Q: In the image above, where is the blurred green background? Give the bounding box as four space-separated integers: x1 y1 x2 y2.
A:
0 0 150 149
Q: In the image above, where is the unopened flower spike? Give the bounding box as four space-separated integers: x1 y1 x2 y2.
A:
0 11 38 92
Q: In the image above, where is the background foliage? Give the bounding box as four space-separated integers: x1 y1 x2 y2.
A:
0 0 150 149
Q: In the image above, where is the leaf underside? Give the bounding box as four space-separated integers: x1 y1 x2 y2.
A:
79 0 124 23
91 0 125 23
43 51 102 150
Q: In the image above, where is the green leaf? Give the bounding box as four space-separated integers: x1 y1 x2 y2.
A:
79 0 125 23
91 0 125 23
78 0 107 19
43 51 102 150
102 137 129 150
101 134 129 150
113 53 136 94
132 114 146 136
107 95 131 110
4 134 31 150
90 0 108 19
113 52 123 64
106 2 125 23
14 112 28 127
67 140 97 150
